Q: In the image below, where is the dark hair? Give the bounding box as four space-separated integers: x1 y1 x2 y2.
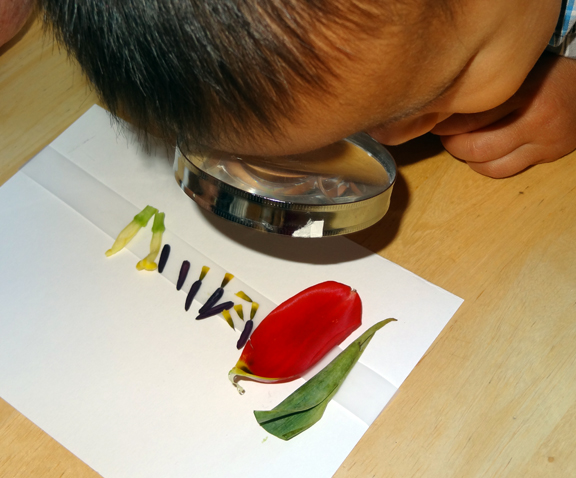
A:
40 0 389 152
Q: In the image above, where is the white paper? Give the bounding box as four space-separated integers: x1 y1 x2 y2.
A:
0 105 462 478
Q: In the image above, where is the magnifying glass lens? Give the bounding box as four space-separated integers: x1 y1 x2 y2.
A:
190 140 390 205
175 133 396 236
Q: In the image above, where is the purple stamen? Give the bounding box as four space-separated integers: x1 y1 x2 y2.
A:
195 301 234 320
158 244 171 273
185 280 202 311
198 287 223 313
177 260 190 290
236 320 254 349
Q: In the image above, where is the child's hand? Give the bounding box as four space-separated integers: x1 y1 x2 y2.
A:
431 52 576 178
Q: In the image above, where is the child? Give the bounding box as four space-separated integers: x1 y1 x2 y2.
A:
39 0 576 178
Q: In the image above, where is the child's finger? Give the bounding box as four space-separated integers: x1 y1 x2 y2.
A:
464 144 556 178
439 109 529 164
431 100 520 136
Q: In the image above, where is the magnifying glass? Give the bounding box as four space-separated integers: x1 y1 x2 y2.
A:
174 133 396 237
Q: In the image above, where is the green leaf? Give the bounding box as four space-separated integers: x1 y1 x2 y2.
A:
253 318 397 440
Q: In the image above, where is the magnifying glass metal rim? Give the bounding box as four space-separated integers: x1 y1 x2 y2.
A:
174 132 396 237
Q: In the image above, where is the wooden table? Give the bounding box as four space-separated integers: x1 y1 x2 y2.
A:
1 19 575 478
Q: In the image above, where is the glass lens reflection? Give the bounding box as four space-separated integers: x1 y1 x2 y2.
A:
189 140 390 205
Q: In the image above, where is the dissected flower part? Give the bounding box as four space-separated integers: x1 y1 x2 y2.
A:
235 291 253 302
105 205 157 257
176 260 190 290
199 273 234 313
235 292 259 320
254 318 397 440
233 296 259 349
249 302 259 320
136 212 166 271
229 281 362 393
221 309 235 329
233 304 244 321
236 318 254 350
185 266 210 311
195 301 234 320
158 244 171 273
201 287 223 312
185 282 200 311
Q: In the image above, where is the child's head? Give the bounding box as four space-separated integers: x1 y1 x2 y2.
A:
41 0 559 156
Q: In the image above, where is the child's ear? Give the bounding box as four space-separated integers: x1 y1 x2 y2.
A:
0 0 35 48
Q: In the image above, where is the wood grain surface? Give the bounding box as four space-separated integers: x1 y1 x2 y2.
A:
1 19 575 478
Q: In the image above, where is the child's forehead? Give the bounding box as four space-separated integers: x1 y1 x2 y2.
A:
217 9 462 155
